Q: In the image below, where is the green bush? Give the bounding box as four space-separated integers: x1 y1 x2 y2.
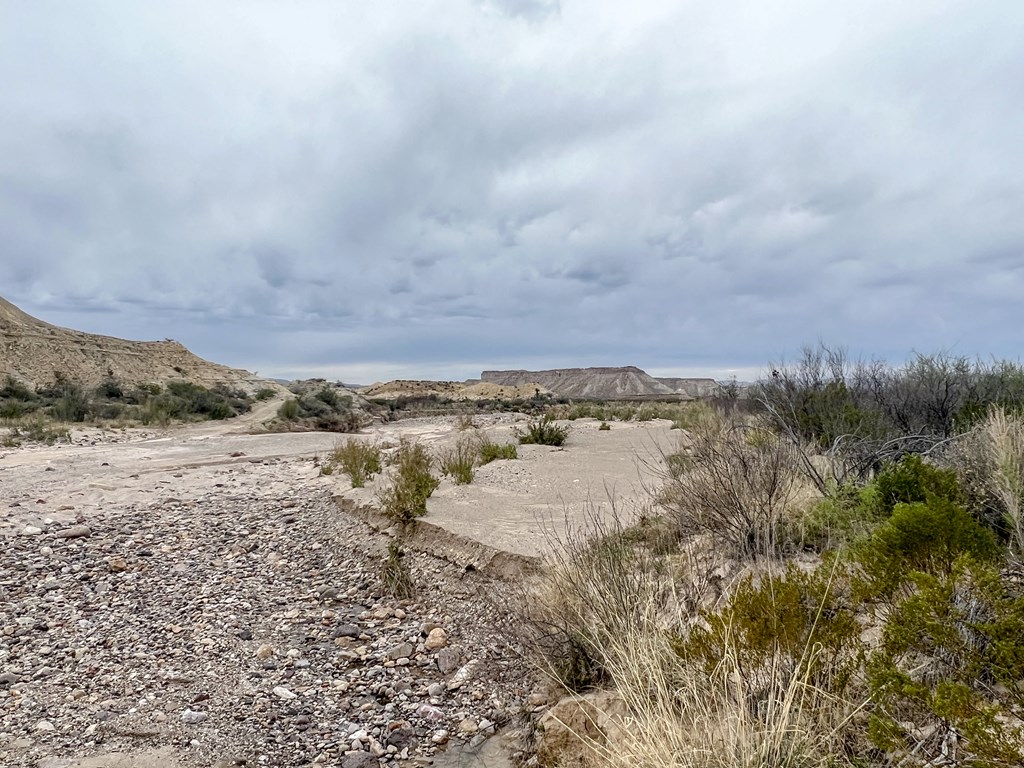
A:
439 438 476 485
51 386 90 422
95 376 124 399
255 387 277 401
875 454 962 514
799 482 886 552
330 439 382 488
866 559 1024 764
517 415 569 446
855 497 1000 599
377 439 439 522
478 439 517 464
0 376 35 401
278 398 300 420
676 563 863 695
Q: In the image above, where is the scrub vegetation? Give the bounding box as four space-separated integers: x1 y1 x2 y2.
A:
0 372 251 440
522 345 1024 768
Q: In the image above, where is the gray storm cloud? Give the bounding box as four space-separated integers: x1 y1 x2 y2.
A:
2 0 1023 381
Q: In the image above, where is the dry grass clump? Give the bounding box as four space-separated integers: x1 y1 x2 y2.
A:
380 540 415 598
522 507 863 768
956 406 1024 554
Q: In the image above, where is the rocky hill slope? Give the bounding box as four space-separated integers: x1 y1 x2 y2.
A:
0 296 263 392
481 366 717 399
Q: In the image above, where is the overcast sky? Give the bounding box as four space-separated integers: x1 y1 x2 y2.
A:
2 1 1023 383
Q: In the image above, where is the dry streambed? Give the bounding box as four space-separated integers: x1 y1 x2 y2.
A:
0 455 529 768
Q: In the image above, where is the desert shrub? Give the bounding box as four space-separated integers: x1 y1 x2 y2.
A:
377 439 439 522
477 438 517 464
278 398 300 420
874 454 962 514
866 559 1024 765
50 385 90 422
95 376 124 399
525 507 864 768
676 563 863 701
855 498 1000 600
658 419 801 558
598 421 611 431
140 398 172 426
799 481 886 552
0 401 30 419
380 541 414 598
0 376 35 401
315 386 339 407
330 439 382 488
517 415 569 446
255 387 277 401
438 437 476 485
14 416 70 445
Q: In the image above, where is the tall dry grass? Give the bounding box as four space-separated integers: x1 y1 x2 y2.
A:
980 407 1024 553
524 506 862 768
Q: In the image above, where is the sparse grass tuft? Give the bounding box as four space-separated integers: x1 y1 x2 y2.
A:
456 414 478 431
438 437 477 485
477 438 517 464
598 421 611 431
380 540 415 598
377 439 439 522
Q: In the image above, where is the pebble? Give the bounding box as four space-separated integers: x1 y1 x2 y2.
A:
425 627 448 650
182 709 208 724
273 686 298 700
54 524 91 539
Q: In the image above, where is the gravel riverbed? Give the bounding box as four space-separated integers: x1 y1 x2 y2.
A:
0 455 530 768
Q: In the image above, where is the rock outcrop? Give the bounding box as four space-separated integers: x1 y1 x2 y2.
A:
653 377 723 398
0 296 263 392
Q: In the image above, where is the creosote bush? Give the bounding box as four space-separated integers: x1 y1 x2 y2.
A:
865 558 1024 765
855 497 1000 600
329 439 382 488
517 415 569 447
377 439 439 522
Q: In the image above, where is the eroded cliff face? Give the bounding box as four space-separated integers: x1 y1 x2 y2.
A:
481 366 693 399
0 296 262 392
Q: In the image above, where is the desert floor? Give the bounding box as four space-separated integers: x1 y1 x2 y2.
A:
0 402 677 768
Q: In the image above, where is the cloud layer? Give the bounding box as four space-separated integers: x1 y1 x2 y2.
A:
3 1 1023 381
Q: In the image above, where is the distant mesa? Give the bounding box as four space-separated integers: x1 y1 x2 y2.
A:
0 295 264 392
480 366 722 400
